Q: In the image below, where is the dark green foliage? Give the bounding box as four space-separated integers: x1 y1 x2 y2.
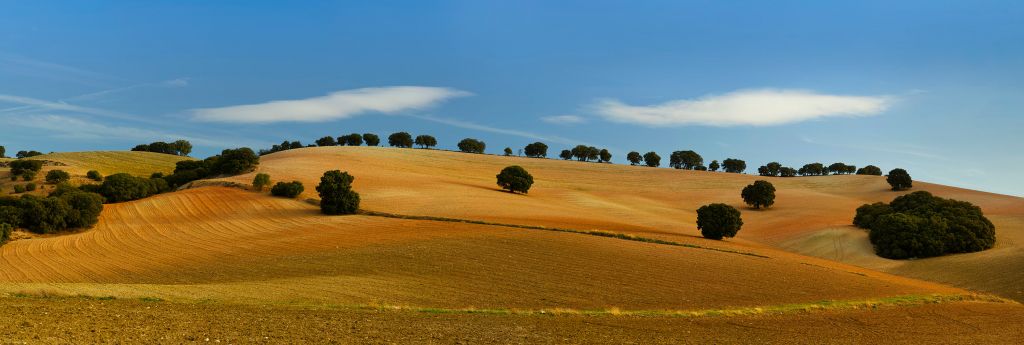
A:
9 160 43 176
362 133 380 146
338 133 364 146
0 223 10 244
722 158 746 173
173 140 193 156
60 190 104 228
3 188 103 234
414 135 437 149
559 149 572 160
798 163 826 176
696 203 743 240
643 152 661 167
457 138 486 153
0 205 20 227
87 170 103 181
0 145 4 158
388 132 414 148
598 149 612 163
855 191 995 259
845 165 857 175
708 160 720 172
741 180 776 209
209 148 259 175
316 170 360 215
315 136 338 146
131 140 192 156
626 151 643 165
252 173 271 192
21 171 36 181
828 162 849 175
570 145 590 161
669 150 703 170
693 165 707 171
496 166 534 194
763 162 782 176
259 140 305 155
25 183 36 192
887 168 912 191
271 181 304 198
45 170 70 184
524 142 548 158
13 185 25 194
856 165 883 176
779 167 797 177
99 173 153 203
16 151 42 159
503 147 513 156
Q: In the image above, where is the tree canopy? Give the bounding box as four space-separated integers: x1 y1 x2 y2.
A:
643 152 661 167
457 138 486 153
669 150 703 169
316 170 360 215
722 158 746 173
496 166 533 194
388 132 414 148
414 135 438 149
741 180 776 209
696 203 743 240
524 142 548 158
854 191 995 259
857 165 883 176
627 151 643 165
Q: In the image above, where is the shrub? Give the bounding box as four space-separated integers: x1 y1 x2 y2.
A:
496 166 533 194
0 205 21 226
45 170 70 184
857 165 883 176
696 203 743 240
457 138 486 154
503 147 513 156
0 223 10 244
21 171 36 181
741 180 776 209
643 152 661 167
9 160 43 176
414 135 438 149
99 173 153 203
60 190 104 228
722 158 746 173
559 149 572 160
271 181 304 198
627 151 643 165
388 132 414 148
210 148 260 175
87 170 103 181
362 133 380 146
7 189 103 234
316 170 360 215
524 142 548 158
315 136 338 147
13 185 25 194
252 173 271 192
25 183 36 192
887 168 912 191
854 191 995 259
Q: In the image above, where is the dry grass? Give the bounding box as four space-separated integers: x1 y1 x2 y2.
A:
32 150 191 177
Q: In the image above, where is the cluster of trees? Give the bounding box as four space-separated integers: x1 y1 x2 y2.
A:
162 148 260 189
260 140 307 155
0 184 104 235
131 140 193 156
625 151 663 167
669 150 703 170
856 165 883 176
16 150 43 159
314 133 372 147
561 145 612 163
388 132 413 148
97 173 171 203
854 191 995 259
458 138 487 154
496 166 534 194
9 160 43 181
415 135 438 149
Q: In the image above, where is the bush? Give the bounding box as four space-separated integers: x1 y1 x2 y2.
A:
857 165 883 176
13 185 25 194
741 180 776 209
524 142 548 158
21 171 36 181
99 173 153 203
388 132 413 148
696 203 743 240
414 135 438 149
210 148 260 175
496 166 534 194
45 170 70 184
6 189 103 234
316 170 360 215
271 181 304 198
0 205 21 226
9 160 43 176
0 223 10 244
854 191 995 259
25 183 36 192
643 152 661 167
457 138 486 154
887 168 912 191
362 133 380 146
87 170 103 181
252 173 271 192
60 190 104 228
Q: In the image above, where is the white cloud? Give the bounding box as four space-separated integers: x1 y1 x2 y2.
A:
191 86 471 123
541 114 587 125
409 114 583 146
595 89 892 127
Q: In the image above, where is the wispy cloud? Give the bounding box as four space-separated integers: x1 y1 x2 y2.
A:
541 114 587 125
410 114 583 146
595 89 892 127
0 94 152 123
0 54 123 87
7 114 242 148
191 86 471 123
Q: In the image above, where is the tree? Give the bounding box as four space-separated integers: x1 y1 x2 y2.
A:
316 170 360 215
270 181 305 198
86 170 103 181
779 167 797 177
722 158 746 173
586 146 600 162
708 160 720 172
844 165 857 175
696 203 743 240
503 147 513 156
99 173 153 203
570 145 589 161
25 183 36 192
799 163 826 176
598 149 612 163
0 145 5 158
852 202 891 229
757 165 771 176
362 133 380 146
741 180 776 209
643 152 661 167
210 148 260 175
694 165 707 171
388 132 414 148
856 191 995 259
16 150 43 159
857 165 883 176
45 170 70 184
828 162 848 175
316 136 338 147
496 166 534 194
458 138 486 154
559 149 572 160
886 168 912 191
524 142 548 158
338 133 364 146
627 151 643 166
0 223 10 244
252 173 271 192
173 140 193 156
9 160 43 176
765 162 782 176
669 150 702 169
414 135 438 149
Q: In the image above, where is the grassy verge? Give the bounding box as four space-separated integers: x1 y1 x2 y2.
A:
359 209 770 258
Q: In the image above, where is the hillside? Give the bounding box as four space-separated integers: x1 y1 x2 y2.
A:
218 146 1024 300
32 151 191 177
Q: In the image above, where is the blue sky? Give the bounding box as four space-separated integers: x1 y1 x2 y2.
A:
1 1 1022 195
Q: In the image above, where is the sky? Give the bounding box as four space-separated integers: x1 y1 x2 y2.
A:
1 1 1022 196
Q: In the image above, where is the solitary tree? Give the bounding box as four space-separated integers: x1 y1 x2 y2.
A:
559 149 572 160
414 135 437 149
316 136 338 147
626 151 643 165
524 142 548 158
887 168 913 191
504 147 513 156
598 149 612 163
173 140 193 156
316 170 360 215
857 165 883 175
362 133 380 146
741 180 776 209
708 160 720 172
696 203 743 240
388 132 414 148
457 138 486 153
722 158 746 173
496 166 533 194
252 173 271 192
643 152 661 167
